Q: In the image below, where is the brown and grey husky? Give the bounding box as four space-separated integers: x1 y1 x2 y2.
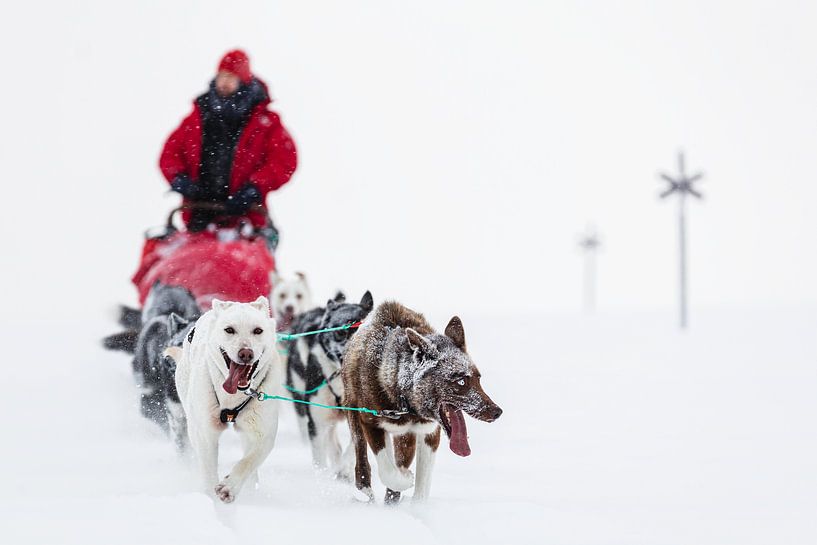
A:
342 301 502 503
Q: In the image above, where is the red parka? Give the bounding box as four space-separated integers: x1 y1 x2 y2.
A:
159 83 297 227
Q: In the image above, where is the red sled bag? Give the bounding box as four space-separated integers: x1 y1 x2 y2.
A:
132 220 276 311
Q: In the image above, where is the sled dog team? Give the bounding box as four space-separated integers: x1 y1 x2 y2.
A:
107 272 502 504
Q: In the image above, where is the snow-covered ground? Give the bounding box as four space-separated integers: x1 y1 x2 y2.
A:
4 2 817 543
3 307 814 545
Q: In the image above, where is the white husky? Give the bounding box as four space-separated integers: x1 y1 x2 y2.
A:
270 271 313 332
171 296 282 503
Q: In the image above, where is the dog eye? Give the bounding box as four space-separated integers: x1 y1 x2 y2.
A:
253 327 263 335
455 378 466 386
224 327 236 335
296 293 303 300
279 294 286 300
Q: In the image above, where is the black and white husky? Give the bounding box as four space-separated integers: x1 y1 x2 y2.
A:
284 291 374 474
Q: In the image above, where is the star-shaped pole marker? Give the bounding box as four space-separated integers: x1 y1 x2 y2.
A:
658 151 704 329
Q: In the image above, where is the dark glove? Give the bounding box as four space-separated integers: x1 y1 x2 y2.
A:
224 183 262 215
187 209 217 232
170 175 202 200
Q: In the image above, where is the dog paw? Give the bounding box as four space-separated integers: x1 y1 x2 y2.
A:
384 488 402 505
379 466 414 492
214 482 235 503
333 461 354 482
352 487 374 503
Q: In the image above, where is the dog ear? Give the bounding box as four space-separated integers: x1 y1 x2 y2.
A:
295 271 307 282
211 299 230 312
406 328 431 353
250 296 270 315
333 291 346 303
444 316 466 350
359 290 373 312
326 298 338 310
167 313 190 337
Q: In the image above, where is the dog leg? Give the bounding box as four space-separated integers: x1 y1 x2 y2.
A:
216 409 279 503
289 373 311 443
188 423 221 493
385 433 417 504
294 408 310 443
413 427 440 501
369 426 413 493
310 408 340 471
140 386 169 429
324 417 343 472
310 428 326 469
335 439 355 482
238 431 261 491
348 413 374 501
306 409 326 468
166 400 188 453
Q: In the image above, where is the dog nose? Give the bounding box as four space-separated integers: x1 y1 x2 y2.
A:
486 405 503 422
285 305 294 314
238 348 254 364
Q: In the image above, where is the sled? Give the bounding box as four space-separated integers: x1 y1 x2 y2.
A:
131 204 278 310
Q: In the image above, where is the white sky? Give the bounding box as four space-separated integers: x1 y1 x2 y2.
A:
3 1 817 320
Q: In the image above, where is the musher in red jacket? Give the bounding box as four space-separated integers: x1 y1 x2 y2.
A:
160 50 297 231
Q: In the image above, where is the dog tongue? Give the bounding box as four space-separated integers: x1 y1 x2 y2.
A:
278 311 294 332
448 408 471 457
222 363 251 394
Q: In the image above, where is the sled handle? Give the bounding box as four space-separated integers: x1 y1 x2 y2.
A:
165 203 269 230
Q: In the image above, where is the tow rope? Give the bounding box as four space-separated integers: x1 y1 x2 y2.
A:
276 321 361 395
276 321 363 342
242 387 411 420
217 321 376 422
283 369 341 396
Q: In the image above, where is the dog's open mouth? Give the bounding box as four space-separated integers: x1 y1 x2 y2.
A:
220 348 256 395
277 310 295 332
439 404 471 457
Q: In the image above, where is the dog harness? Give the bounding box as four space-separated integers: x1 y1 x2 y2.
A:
220 397 253 423
324 368 343 406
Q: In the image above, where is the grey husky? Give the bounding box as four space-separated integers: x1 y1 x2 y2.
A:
102 282 200 356
134 312 194 449
103 282 200 447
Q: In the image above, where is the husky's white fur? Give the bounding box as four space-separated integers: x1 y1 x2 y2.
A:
270 271 312 330
172 296 282 503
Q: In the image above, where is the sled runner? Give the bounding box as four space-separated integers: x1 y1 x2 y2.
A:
131 203 278 311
